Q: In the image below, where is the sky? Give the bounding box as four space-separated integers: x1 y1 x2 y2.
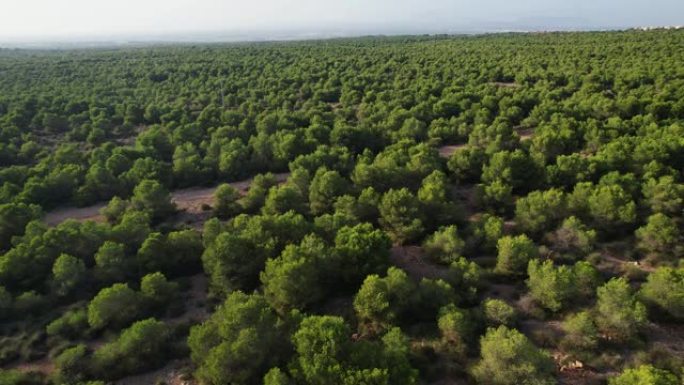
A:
1 0 683 42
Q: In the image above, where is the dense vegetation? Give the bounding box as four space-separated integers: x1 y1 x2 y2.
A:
0 29 683 385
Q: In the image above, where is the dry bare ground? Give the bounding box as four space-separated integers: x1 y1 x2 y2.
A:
389 245 450 281
5 358 54 376
43 172 290 227
438 144 467 158
116 359 196 385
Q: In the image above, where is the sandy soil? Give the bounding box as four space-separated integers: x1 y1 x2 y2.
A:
518 127 534 141
43 172 290 227
5 358 54 376
389 245 450 281
116 359 196 385
438 144 467 159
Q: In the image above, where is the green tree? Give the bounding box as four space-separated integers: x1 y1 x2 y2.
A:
515 189 567 237
526 259 576 312
560 311 599 356
87 283 141 330
379 188 425 244
642 176 684 215
334 223 391 286
472 326 555 385
495 235 539 276
639 267 684 320
261 235 327 314
354 267 414 336
308 168 349 215
52 253 86 296
586 184 637 231
0 203 41 251
140 272 178 311
438 304 474 357
482 298 516 327
188 292 285 385
54 344 90 384
92 318 170 380
262 184 309 216
545 216 596 261
213 183 242 219
291 315 417 385
635 213 682 264
608 365 679 385
423 225 465 264
468 213 504 253
418 170 459 228
130 179 176 221
94 241 129 284
201 231 262 294
594 278 647 343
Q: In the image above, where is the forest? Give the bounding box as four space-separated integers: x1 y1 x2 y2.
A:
0 29 683 385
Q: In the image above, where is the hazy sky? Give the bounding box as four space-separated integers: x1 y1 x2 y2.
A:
1 0 683 40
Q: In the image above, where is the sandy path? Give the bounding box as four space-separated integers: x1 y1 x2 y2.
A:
43 172 290 227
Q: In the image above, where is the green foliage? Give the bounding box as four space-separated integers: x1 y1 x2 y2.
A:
525 259 598 312
608 365 679 385
87 283 141 330
51 253 86 296
595 278 647 343
545 216 596 261
262 184 309 216
354 267 414 336
379 188 425 244
515 188 567 237
47 308 89 339
482 298 516 327
560 311 599 355
213 183 242 219
577 182 637 232
495 235 539 276
468 213 504 253
137 229 203 276
54 344 89 384
188 292 285 385
446 257 483 302
94 241 128 283
640 267 684 320
0 30 683 383
334 223 391 286
309 168 349 215
437 304 474 357
472 326 555 385
130 179 176 221
636 213 682 264
261 235 328 313
92 318 170 380
291 315 417 385
418 170 459 228
140 272 179 310
0 203 41 251
642 176 684 216
423 225 465 264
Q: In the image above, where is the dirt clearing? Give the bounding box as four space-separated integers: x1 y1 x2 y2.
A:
43 172 290 227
